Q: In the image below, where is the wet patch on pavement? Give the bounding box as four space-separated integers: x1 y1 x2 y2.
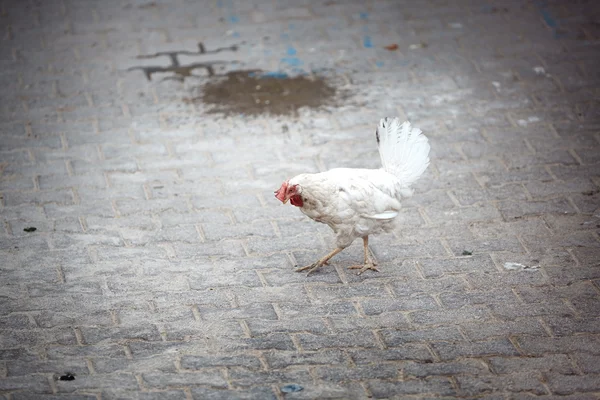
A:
190 70 344 117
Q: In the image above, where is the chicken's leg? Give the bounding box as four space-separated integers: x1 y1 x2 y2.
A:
295 247 343 276
348 236 379 275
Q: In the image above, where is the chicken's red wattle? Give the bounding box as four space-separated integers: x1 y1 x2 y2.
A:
290 195 303 207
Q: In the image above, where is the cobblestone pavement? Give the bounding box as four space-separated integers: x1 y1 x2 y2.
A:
1 0 600 398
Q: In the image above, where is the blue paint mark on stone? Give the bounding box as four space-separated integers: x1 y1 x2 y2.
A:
281 384 303 393
232 32 240 38
286 46 297 56
535 0 564 38
281 57 303 67
359 12 368 20
228 15 239 23
375 61 384 67
363 36 373 48
540 8 557 28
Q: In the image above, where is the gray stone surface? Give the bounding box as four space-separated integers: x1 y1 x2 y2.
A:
1 0 600 398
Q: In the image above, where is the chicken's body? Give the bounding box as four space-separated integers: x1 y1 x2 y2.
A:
290 168 404 248
275 118 430 275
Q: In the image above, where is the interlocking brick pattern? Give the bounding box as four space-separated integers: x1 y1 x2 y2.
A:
1 0 600 398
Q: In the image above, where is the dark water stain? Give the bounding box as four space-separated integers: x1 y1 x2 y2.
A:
128 42 240 82
191 70 342 116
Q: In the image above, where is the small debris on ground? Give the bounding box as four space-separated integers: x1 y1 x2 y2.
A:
503 262 539 271
409 42 428 50
517 116 541 126
23 227 37 232
384 44 399 51
533 66 552 78
462 250 473 256
58 373 75 381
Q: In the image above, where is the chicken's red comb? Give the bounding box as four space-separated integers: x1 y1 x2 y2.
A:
274 181 288 202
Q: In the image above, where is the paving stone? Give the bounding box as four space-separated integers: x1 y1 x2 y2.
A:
296 332 379 351
231 285 311 306
368 377 455 398
228 366 312 388
197 303 278 321
190 387 277 400
215 333 296 352
439 289 520 309
277 302 357 319
360 295 439 315
461 319 549 340
456 372 547 397
572 353 600 374
431 339 521 361
517 335 600 356
402 359 489 378
542 315 600 336
389 276 470 297
350 346 435 365
6 359 90 377
0 328 77 348
417 254 499 278
104 391 189 400
329 313 410 332
409 305 493 326
315 363 400 381
488 354 576 375
181 354 263 370
380 326 464 346
246 318 329 335
79 325 162 345
0 375 53 393
142 370 228 389
546 373 600 396
11 394 98 400
46 344 127 360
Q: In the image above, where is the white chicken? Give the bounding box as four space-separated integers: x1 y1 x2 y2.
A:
275 117 431 275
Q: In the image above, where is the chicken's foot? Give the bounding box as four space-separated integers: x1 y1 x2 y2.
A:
348 236 379 275
295 248 343 276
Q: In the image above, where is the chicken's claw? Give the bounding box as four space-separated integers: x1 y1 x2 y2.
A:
348 262 379 275
295 262 322 276
294 248 343 276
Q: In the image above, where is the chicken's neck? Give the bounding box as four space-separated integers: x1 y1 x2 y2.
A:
290 194 303 207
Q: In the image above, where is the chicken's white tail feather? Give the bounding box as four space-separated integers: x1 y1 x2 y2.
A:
376 118 430 187
361 210 399 220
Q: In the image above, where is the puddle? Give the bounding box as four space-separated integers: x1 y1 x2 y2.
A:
190 70 341 116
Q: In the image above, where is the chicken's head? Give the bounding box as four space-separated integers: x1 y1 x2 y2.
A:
274 180 303 207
